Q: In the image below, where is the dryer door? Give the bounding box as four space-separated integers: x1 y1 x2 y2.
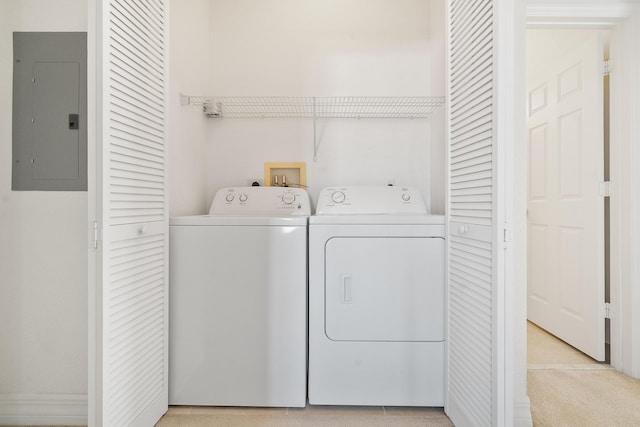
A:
325 237 444 342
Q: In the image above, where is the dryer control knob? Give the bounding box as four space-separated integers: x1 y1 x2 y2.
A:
239 193 248 202
225 193 235 202
402 193 411 201
282 193 296 204
331 191 346 204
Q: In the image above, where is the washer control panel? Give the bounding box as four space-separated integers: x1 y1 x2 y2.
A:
315 186 427 215
210 186 311 216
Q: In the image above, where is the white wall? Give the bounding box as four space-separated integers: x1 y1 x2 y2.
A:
183 0 446 212
0 0 88 425
169 0 212 217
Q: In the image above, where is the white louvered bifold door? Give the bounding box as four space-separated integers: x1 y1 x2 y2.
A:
92 1 169 426
446 0 508 425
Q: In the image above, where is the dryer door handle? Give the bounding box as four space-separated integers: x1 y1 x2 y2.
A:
341 275 353 304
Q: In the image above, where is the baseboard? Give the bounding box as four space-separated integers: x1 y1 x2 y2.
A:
514 397 533 427
0 393 87 426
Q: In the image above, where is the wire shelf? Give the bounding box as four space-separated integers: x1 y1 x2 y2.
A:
182 96 445 119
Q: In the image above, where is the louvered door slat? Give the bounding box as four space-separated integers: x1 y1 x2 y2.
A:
111 113 164 143
450 98 492 133
110 134 163 158
451 171 492 185
450 160 492 178
447 0 496 425
110 7 164 70
450 70 492 110
452 130 493 153
451 174 491 186
451 12 492 64
451 91 492 122
452 136 492 156
450 6 492 59
450 0 489 42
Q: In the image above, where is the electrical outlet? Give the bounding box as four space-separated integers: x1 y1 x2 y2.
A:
247 178 264 187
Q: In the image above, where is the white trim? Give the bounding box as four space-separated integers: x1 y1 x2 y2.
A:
608 3 640 379
443 0 451 415
513 0 532 424
87 0 99 426
628 3 640 381
527 3 632 28
0 393 87 426
496 0 525 424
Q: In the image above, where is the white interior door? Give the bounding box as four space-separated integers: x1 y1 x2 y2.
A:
527 35 605 361
89 0 170 425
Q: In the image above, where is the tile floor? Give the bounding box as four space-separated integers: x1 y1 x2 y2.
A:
155 404 453 426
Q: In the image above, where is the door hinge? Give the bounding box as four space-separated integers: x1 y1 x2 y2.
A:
503 223 512 244
503 228 512 243
89 221 99 250
604 302 612 319
603 59 611 76
599 181 611 197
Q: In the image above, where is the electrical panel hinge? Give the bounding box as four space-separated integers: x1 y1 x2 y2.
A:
604 302 611 319
599 181 611 197
603 59 611 76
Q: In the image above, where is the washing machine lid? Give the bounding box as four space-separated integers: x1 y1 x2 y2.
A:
315 186 428 215
170 215 307 226
209 186 311 216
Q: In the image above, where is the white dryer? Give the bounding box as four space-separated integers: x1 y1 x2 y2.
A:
169 186 310 407
308 186 445 406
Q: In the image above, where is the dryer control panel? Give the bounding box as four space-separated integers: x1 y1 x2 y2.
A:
210 186 311 216
315 186 428 215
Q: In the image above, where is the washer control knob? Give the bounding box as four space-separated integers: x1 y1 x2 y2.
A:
225 193 235 202
402 192 411 201
239 193 248 203
331 191 346 204
282 193 295 204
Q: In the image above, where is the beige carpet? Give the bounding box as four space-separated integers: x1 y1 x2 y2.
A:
527 321 598 367
527 322 640 426
529 369 640 427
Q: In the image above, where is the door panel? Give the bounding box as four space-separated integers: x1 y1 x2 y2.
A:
447 0 501 425
32 62 80 180
528 124 548 200
90 0 170 425
528 224 549 304
527 34 605 361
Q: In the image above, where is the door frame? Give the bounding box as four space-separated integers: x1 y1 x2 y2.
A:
522 2 640 378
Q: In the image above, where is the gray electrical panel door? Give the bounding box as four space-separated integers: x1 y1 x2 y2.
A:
12 32 87 191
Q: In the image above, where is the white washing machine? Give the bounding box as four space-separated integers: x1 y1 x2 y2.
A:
169 186 310 407
308 186 445 406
